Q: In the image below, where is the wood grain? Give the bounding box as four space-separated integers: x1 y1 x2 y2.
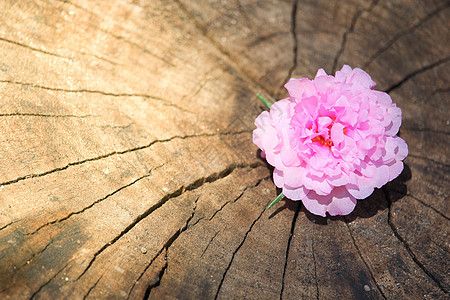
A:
0 0 448 299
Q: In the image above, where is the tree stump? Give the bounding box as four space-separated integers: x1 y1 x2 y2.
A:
0 0 448 299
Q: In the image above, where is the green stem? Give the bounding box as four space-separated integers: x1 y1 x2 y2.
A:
266 192 285 210
257 93 272 109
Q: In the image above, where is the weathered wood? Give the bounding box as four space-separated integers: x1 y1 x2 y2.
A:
0 0 448 299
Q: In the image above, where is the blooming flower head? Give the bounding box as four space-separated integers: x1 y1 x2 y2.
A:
253 65 408 216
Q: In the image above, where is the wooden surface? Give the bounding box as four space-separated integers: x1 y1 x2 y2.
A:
0 0 448 299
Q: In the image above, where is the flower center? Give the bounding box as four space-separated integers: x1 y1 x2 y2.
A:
312 135 333 148
311 119 348 149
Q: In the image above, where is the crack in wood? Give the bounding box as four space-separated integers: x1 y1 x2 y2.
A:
83 274 103 300
387 185 449 220
75 51 120 66
0 112 93 118
200 231 220 258
142 256 166 300
280 202 300 300
205 175 270 224
385 56 450 93
0 131 251 188
214 205 267 300
364 3 450 68
344 221 387 299
76 162 262 282
247 31 288 48
28 169 158 236
0 79 190 113
182 73 222 101
98 123 134 130
0 220 16 231
311 239 319 300
331 0 379 73
428 238 450 255
407 193 449 221
1 34 118 66
129 172 268 298
179 174 269 236
126 249 166 300
142 196 201 299
280 0 299 90
383 188 448 293
29 260 71 299
0 37 68 59
19 238 56 270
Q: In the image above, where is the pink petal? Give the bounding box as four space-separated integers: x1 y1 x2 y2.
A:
339 108 358 127
315 68 328 78
254 110 270 128
283 185 309 201
394 136 408 159
373 164 390 188
326 187 357 216
383 136 397 162
283 167 305 188
303 173 333 195
374 91 392 106
270 99 291 123
318 116 332 129
285 78 316 99
347 68 376 89
313 76 335 93
301 191 332 217
388 161 404 181
280 128 301 167
261 132 278 153
335 65 353 83
281 147 299 167
346 182 374 199
252 127 264 150
327 173 349 186
273 168 284 188
253 111 271 148
300 96 319 116
385 106 402 135
331 123 345 145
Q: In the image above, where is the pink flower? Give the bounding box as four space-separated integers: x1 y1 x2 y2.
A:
253 65 408 216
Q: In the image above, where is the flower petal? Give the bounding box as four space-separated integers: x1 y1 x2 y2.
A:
394 136 408 159
326 187 357 216
283 167 305 187
273 168 284 188
346 182 374 199
285 78 316 99
283 185 309 201
301 191 332 217
315 68 328 78
331 122 345 145
388 160 404 181
385 106 402 135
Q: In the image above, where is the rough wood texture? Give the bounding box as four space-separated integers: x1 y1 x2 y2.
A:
0 0 448 299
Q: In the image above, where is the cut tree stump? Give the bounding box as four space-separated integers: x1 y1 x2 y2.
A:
0 0 448 299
